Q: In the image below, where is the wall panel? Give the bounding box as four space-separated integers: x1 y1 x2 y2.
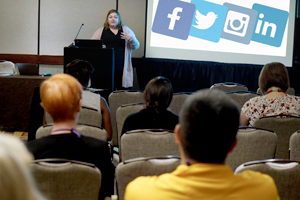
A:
40 0 116 55
118 0 146 58
0 0 38 54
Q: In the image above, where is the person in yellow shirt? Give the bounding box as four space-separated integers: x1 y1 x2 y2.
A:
124 89 280 200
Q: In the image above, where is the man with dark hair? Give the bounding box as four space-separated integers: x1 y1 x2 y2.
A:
66 59 113 140
66 59 94 87
124 89 279 200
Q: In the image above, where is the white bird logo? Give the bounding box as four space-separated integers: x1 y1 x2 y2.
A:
193 10 218 30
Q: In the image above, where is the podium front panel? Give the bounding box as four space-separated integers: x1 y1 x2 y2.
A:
64 47 115 92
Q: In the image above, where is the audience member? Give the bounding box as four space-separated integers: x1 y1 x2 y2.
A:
26 74 114 200
0 134 46 200
124 89 280 200
66 59 113 140
121 76 178 136
240 62 300 126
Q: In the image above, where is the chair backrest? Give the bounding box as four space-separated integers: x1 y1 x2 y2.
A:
108 90 144 147
226 91 260 109
210 82 248 92
168 93 190 115
235 159 300 200
116 156 180 200
116 103 144 146
36 124 107 141
253 116 300 159
0 60 18 74
120 129 179 161
289 131 300 160
225 127 277 170
17 63 39 75
45 106 103 128
257 87 296 95
31 158 101 200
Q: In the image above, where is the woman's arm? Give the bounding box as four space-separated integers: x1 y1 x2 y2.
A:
240 111 249 126
100 97 113 140
91 27 104 39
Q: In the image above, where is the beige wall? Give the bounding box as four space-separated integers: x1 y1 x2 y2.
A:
118 0 146 58
0 0 145 58
0 0 38 54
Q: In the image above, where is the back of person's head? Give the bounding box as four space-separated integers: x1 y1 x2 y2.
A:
66 59 94 87
259 62 290 94
0 134 46 200
179 89 240 164
144 76 173 112
40 74 82 122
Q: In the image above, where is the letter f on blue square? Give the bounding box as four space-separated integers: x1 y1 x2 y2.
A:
152 0 196 40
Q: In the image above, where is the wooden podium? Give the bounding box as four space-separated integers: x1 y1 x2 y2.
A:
64 47 115 96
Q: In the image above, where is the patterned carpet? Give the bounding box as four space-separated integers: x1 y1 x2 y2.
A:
0 131 28 141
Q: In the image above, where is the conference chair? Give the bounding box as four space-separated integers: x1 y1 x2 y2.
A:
120 129 180 162
111 103 144 165
225 126 277 170
36 124 107 141
235 159 300 200
226 90 260 109
257 87 295 95
45 106 103 129
0 60 18 75
116 156 180 200
253 116 300 159
108 90 144 147
116 103 144 146
16 63 39 75
168 92 190 115
210 82 248 92
289 131 300 161
31 158 101 200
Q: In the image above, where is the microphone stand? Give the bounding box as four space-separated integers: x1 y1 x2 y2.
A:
68 23 84 48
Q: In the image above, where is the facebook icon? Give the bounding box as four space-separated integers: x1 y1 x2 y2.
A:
152 0 196 40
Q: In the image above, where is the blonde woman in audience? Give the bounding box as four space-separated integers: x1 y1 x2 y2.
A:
240 62 300 126
0 134 46 200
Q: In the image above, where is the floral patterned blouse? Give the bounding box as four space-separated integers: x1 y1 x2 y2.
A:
241 95 300 126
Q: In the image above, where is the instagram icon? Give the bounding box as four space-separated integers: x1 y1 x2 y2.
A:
221 3 258 44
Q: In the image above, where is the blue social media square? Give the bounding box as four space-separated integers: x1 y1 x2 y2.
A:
152 0 196 40
221 3 258 45
251 4 289 47
189 0 228 43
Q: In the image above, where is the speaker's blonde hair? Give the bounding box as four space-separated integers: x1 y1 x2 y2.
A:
103 9 124 29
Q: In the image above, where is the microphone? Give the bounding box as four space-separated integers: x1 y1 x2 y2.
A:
68 23 84 48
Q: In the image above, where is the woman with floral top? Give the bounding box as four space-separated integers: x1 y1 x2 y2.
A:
240 62 300 126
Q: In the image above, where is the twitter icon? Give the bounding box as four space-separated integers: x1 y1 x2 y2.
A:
189 0 228 43
193 10 218 30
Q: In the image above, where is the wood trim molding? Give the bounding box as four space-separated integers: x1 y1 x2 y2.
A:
0 54 64 65
39 55 64 65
